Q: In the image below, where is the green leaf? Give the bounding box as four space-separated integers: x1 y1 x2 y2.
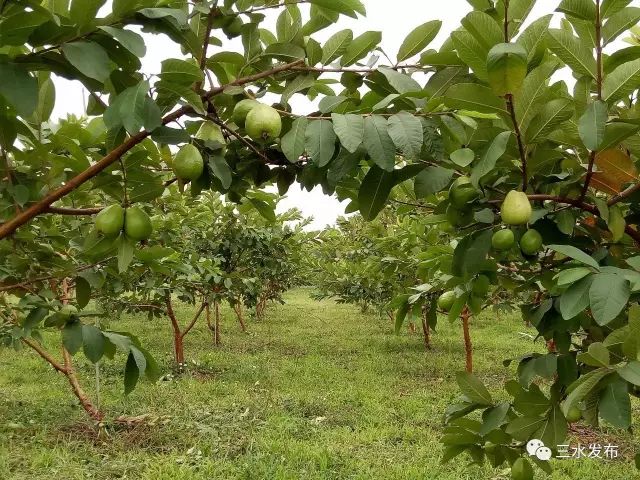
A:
331 114 364 153
282 74 316 103
281 117 308 163
321 29 353 64
30 76 56 124
264 43 306 61
556 0 596 20
249 198 276 222
547 29 597 78
451 31 489 81
618 361 640 385
599 379 631 428
340 31 382 66
309 0 365 18
99 26 146 57
318 96 347 113
486 43 528 96
305 120 336 167
377 67 422 94
138 8 187 25
602 7 640 44
555 267 592 286
414 167 454 198
525 98 574 143
124 351 140 395
61 41 111 82
209 154 232 190
397 20 442 62
62 321 83 355
443 83 508 114
75 276 91 309
589 273 630 325
70 0 106 25
536 404 568 448
579 100 608 150
82 325 105 363
160 59 203 85
461 11 503 50
560 275 593 320
0 63 38 117
450 148 475 167
547 244 601 269
363 116 396 171
470 131 511 186
104 81 161 135
387 112 423 159
602 0 632 18
117 235 136 273
358 166 395 220
517 14 553 64
452 229 493 278
603 59 640 104
577 342 611 367
455 371 493 405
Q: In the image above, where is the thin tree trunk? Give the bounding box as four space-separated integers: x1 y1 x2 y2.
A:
215 300 221 345
165 293 185 366
62 348 104 422
233 298 246 332
421 308 431 350
461 307 473 373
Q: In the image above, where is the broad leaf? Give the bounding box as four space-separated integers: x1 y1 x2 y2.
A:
397 20 442 62
305 120 336 167
358 166 395 220
578 100 608 151
331 114 364 153
363 116 396 171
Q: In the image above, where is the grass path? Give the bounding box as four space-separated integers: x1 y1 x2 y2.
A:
0 289 637 479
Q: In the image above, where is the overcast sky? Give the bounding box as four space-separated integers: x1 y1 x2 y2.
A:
51 1 637 229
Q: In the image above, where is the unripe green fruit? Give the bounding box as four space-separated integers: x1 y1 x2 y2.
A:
124 207 153 241
95 204 125 237
501 190 532 225
438 291 456 311
233 99 260 127
511 458 533 480
492 229 515 251
245 104 282 141
520 229 543 256
449 176 480 208
565 405 582 423
446 204 473 227
472 275 491 296
173 144 204 181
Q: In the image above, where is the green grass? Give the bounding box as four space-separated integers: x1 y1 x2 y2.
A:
0 289 638 479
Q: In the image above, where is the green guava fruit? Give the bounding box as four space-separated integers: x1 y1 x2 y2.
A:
95 204 125 237
520 229 543 256
195 121 227 154
438 291 456 311
501 190 532 225
245 104 282 141
124 207 153 241
449 176 480 208
232 99 260 127
492 229 515 251
173 144 204 181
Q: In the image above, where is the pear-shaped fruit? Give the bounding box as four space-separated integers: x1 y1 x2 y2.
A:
245 104 282 141
446 204 473 227
520 229 543 256
233 99 260 127
95 204 124 237
124 207 153 241
449 176 480 208
438 291 456 311
501 190 532 225
173 144 204 181
492 229 515 251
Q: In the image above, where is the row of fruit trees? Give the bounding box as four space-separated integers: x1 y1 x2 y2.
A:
2 0 640 477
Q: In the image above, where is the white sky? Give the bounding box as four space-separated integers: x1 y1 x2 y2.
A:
50 1 636 230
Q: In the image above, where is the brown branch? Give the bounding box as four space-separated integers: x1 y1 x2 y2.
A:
506 94 528 190
181 301 208 339
21 337 67 374
206 116 271 163
0 60 304 240
45 206 104 215
580 0 603 201
608 182 640 205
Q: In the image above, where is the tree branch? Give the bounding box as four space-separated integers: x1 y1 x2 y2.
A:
506 94 528 190
45 206 104 215
181 301 208 339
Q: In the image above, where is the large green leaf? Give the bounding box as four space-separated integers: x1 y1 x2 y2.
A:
305 120 336 167
525 98 574 143
104 81 161 135
455 371 493 405
602 7 640 44
0 63 38 117
62 321 83 355
603 59 640 104
281 117 308 163
443 83 508 114
461 11 503 50
321 29 353 64
397 20 442 62
61 41 112 82
358 166 395 220
452 229 493 278
82 325 105 364
589 273 630 325
556 0 596 20
363 116 396 171
470 131 511 186
578 100 608 151
70 0 106 25
451 31 489 82
602 0 633 18
340 31 382 66
309 0 365 18
547 244 601 269
160 59 203 85
331 114 364 153
100 26 146 57
599 379 631 428
387 112 423 159
547 29 597 78
414 167 454 198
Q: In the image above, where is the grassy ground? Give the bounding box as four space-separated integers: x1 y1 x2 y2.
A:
0 288 638 479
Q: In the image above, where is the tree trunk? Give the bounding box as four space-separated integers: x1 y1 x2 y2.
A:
421 308 431 350
215 300 221 345
233 298 246 332
165 293 185 366
461 307 473 373
62 348 104 422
